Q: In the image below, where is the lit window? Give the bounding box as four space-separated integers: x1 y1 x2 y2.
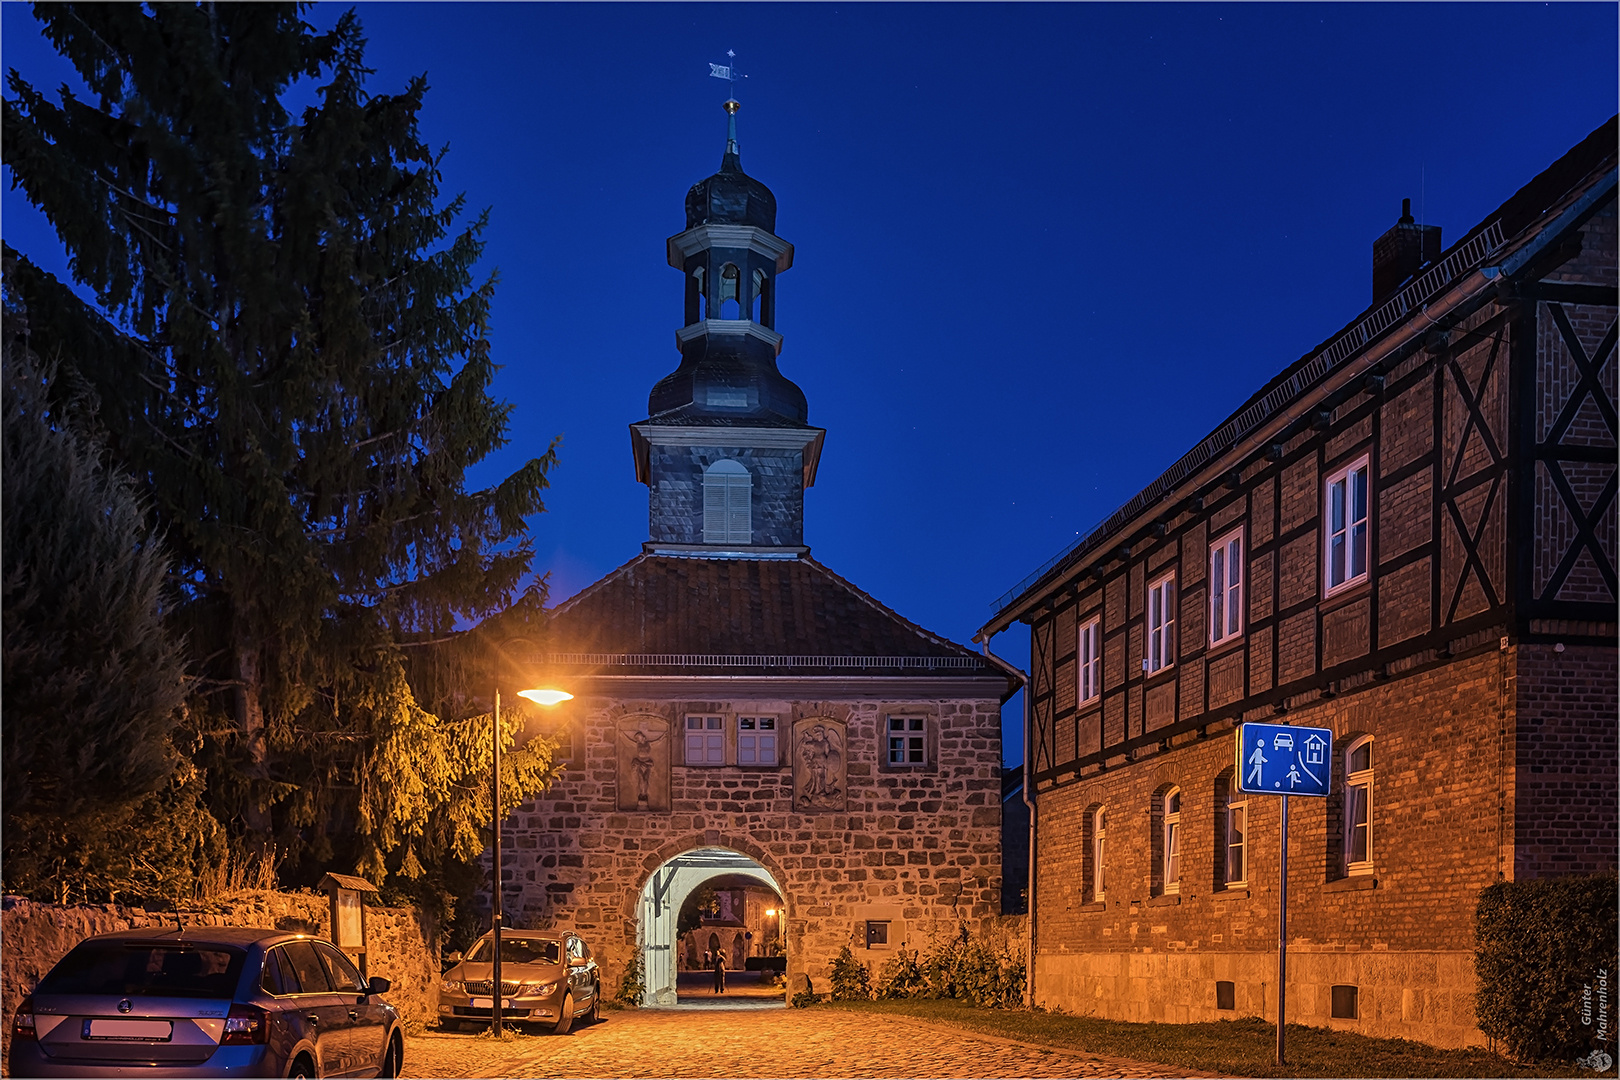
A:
1163 787 1182 894
702 460 751 544
1147 573 1177 674
887 717 926 766
737 717 777 765
1224 792 1247 887
1078 617 1101 704
1092 807 1107 903
1345 736 1374 874
1325 457 1370 594
685 715 724 765
1209 529 1244 646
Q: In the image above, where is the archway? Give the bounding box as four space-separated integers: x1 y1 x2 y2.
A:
636 846 785 1005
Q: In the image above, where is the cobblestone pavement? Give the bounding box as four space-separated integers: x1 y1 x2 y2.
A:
402 1003 1219 1079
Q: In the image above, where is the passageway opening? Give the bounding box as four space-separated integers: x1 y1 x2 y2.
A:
637 847 786 1005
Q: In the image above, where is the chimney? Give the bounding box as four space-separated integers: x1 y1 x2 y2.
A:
1371 198 1441 304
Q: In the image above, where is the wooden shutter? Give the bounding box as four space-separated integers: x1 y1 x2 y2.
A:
726 474 751 543
704 473 727 542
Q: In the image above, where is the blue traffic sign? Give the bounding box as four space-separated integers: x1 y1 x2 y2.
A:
1235 723 1332 797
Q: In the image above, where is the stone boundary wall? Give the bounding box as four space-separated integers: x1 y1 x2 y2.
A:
1 890 438 1061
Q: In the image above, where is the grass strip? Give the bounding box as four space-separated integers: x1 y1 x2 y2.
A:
818 999 1586 1078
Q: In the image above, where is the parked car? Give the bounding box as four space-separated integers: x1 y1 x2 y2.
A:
8 927 402 1078
438 930 600 1034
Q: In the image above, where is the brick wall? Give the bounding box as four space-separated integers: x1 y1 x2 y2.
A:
1513 642 1619 879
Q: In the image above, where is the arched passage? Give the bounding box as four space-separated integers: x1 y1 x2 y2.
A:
636 846 785 1005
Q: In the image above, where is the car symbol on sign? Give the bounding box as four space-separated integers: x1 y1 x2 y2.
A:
1273 732 1294 751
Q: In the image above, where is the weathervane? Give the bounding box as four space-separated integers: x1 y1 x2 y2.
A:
709 50 746 156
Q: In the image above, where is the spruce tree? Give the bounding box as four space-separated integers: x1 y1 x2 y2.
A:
3 3 560 889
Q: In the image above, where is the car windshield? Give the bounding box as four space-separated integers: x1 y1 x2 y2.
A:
38 943 246 998
464 937 561 965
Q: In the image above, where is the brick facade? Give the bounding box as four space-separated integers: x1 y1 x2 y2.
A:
986 121 1618 1049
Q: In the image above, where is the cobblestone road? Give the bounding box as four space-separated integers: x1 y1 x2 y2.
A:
402 1002 1216 1078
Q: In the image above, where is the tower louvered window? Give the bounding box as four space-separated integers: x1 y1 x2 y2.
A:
703 460 752 544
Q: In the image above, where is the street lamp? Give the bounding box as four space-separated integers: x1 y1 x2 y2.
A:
490 679 572 1036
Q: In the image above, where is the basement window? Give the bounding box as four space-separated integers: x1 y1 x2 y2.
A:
1331 984 1360 1019
1216 981 1235 1011
865 921 890 948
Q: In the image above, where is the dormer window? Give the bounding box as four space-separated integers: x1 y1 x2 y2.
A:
703 459 751 544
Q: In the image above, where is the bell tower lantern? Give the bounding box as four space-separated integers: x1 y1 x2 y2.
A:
631 99 825 555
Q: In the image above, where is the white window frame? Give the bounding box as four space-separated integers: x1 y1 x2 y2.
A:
685 715 725 765
1209 528 1245 647
1078 616 1102 705
887 716 927 766
1162 787 1182 894
1146 573 1177 674
1224 792 1247 888
737 716 778 766
1324 455 1371 596
702 460 752 544
1092 806 1107 903
1344 736 1374 875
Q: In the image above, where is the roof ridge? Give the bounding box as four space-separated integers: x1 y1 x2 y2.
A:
798 555 983 660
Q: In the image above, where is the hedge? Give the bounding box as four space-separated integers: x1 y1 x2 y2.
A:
1475 873 1618 1063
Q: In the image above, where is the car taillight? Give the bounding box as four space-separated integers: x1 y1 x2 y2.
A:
221 1003 267 1046
11 996 35 1041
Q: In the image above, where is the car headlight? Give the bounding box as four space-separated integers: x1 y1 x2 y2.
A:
440 979 463 993
522 981 559 997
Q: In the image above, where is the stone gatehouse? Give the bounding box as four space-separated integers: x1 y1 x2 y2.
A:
496 101 1017 1002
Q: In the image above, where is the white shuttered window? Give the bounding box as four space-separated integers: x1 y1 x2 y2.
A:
703 460 752 544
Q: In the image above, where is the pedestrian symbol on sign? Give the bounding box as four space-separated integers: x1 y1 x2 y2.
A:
1246 738 1268 788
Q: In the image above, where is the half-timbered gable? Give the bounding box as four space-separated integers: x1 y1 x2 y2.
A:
980 118 1617 1048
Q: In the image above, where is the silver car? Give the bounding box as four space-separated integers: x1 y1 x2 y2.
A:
437 931 600 1034
7 927 402 1078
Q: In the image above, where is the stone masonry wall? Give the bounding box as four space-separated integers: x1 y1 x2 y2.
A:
1031 647 1515 1048
647 445 805 546
502 695 1004 997
0 890 438 1061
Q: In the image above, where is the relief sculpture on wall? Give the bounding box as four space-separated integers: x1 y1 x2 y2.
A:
616 715 670 811
793 718 846 812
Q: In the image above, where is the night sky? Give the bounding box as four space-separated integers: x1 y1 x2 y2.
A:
5 3 1616 766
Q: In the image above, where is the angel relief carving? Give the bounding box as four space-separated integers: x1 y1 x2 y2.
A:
794 720 846 812
616 716 670 811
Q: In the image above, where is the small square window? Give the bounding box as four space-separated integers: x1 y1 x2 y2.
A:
1331 984 1359 1019
738 716 778 766
1215 981 1235 1011
865 921 890 948
685 715 724 765
887 717 926 766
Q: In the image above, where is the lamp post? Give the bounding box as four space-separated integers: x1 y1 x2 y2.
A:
488 673 571 1037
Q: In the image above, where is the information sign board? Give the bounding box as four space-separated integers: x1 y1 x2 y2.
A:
1234 722 1332 796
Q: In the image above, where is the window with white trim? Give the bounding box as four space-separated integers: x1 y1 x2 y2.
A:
685 715 724 765
1224 791 1247 887
737 716 777 765
703 460 752 544
1092 806 1107 903
1078 617 1102 705
1344 736 1374 875
1324 456 1370 595
1209 529 1244 647
1146 573 1177 674
887 716 926 766
1162 787 1182 894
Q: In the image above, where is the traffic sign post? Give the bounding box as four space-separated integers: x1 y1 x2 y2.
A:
1235 722 1333 1067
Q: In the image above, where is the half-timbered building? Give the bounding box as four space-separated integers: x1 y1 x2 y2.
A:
977 119 1617 1048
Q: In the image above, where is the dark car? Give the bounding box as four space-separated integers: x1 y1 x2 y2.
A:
437 930 600 1033
8 927 403 1078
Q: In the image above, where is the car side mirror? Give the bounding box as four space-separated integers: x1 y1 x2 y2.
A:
443 952 462 969
364 977 391 996
569 956 589 968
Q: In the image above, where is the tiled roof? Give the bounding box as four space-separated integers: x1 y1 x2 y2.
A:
545 554 1000 677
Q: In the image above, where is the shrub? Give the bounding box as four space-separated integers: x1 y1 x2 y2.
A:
913 923 1026 1008
613 945 646 1007
874 949 926 1000
829 945 872 1001
1475 873 1618 1062
789 975 819 1009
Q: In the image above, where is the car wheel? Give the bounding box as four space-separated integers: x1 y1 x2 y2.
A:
287 1054 315 1079
378 1035 402 1079
585 984 601 1024
553 993 574 1035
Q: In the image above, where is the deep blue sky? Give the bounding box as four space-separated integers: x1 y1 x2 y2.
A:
5 4 1616 767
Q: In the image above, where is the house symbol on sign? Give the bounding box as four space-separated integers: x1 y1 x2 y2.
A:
1303 734 1327 767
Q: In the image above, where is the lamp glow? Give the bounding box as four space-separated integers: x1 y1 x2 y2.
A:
518 688 574 707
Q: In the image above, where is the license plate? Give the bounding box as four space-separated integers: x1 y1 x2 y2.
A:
469 998 515 1009
83 1019 174 1042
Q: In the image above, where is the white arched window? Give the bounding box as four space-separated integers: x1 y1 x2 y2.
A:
1344 736 1374 875
1162 787 1182 894
703 460 752 544
1091 806 1107 903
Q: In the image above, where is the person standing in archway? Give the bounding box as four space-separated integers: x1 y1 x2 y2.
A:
712 946 727 994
